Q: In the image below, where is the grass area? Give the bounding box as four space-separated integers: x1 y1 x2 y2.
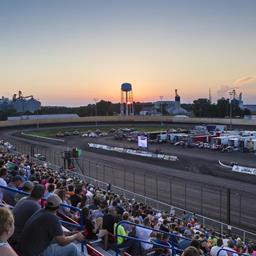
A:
28 125 168 138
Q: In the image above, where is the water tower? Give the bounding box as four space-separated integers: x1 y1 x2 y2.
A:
120 83 134 116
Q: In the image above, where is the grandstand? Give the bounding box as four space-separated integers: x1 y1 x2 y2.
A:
0 140 255 256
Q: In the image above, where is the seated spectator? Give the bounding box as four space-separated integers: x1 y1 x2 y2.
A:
182 246 201 256
14 180 34 202
10 184 45 248
153 232 172 256
224 240 239 256
113 199 124 216
190 239 204 255
122 211 134 234
178 232 192 250
0 167 7 202
210 238 228 256
45 176 55 190
136 216 154 252
17 194 85 256
98 206 117 249
69 187 83 207
0 207 18 256
114 215 138 255
184 223 194 238
44 183 55 199
80 207 97 240
66 184 75 198
200 238 210 254
160 219 170 233
55 189 71 216
3 175 24 206
101 206 116 233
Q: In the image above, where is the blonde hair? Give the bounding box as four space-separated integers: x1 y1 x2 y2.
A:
0 208 14 236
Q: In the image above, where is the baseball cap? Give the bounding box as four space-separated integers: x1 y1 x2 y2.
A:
46 194 62 208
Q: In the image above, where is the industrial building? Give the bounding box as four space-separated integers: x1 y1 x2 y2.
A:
140 89 188 116
0 91 41 113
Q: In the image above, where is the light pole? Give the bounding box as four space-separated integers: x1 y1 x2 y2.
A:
93 98 98 128
229 91 234 130
159 96 163 126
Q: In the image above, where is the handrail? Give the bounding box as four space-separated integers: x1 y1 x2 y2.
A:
0 185 82 212
216 247 248 256
0 185 29 196
114 220 189 256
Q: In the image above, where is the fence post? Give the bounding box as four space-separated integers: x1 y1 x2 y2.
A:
156 176 159 201
184 183 187 210
103 164 106 182
143 172 146 196
133 171 135 193
201 186 203 215
227 188 231 225
170 178 172 204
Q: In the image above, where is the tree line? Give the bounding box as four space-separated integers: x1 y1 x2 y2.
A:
0 98 250 120
192 98 250 118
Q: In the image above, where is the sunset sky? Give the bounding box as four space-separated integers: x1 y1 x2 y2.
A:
0 0 256 106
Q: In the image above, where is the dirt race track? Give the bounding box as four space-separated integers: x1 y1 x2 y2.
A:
1 124 256 236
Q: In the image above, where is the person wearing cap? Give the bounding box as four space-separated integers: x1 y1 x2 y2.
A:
17 194 84 256
3 175 24 206
10 184 45 249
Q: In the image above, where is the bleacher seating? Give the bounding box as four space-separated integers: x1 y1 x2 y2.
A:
0 140 255 256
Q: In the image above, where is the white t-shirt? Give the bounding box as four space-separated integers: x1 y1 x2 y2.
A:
210 246 228 256
0 177 7 201
223 247 239 256
136 226 153 250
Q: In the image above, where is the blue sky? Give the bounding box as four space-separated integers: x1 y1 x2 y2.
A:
0 0 255 106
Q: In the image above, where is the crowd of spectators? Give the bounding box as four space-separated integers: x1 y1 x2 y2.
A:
0 141 256 256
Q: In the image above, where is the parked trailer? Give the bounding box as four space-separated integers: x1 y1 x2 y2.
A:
213 136 229 146
156 133 168 143
228 137 239 150
193 135 210 143
146 131 166 143
206 124 226 133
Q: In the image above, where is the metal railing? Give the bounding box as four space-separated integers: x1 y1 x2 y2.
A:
114 220 188 256
216 248 248 256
